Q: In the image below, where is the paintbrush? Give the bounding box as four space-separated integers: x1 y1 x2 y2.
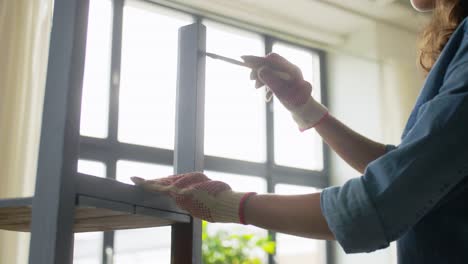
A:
204 52 292 101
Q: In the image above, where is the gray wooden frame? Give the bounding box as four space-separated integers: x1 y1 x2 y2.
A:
29 0 90 262
170 22 206 264
24 0 203 263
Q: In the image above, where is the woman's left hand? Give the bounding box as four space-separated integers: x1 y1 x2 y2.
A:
131 172 256 224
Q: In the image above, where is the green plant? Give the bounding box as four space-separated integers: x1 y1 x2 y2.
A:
202 221 275 264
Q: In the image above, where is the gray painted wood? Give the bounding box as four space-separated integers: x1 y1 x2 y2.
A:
76 174 186 215
171 22 206 264
29 0 89 263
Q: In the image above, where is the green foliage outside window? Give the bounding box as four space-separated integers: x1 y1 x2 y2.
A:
202 221 276 264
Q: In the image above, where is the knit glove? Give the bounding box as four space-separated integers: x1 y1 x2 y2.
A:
131 173 256 224
242 53 329 131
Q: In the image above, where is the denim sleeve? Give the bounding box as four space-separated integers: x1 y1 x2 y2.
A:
320 62 468 253
384 144 396 153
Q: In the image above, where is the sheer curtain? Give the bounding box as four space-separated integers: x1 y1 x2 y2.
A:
0 0 53 263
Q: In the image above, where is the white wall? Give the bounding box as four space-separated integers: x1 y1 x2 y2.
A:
376 23 425 144
327 50 395 264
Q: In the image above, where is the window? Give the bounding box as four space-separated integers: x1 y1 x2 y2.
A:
204 171 269 262
79 0 112 138
114 227 172 264
78 160 106 178
74 232 103 264
116 160 172 184
114 161 173 262
75 160 105 264
273 42 324 170
118 1 192 149
274 184 326 264
204 21 266 162
77 0 329 263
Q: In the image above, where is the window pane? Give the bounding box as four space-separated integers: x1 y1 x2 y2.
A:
73 232 103 264
204 21 266 162
204 171 269 263
206 170 267 193
114 227 171 264
80 0 112 138
76 159 105 264
115 160 173 263
116 160 173 184
273 42 323 170
78 159 106 178
275 184 326 264
118 1 192 149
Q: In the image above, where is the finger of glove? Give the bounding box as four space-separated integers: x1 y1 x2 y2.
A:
172 172 211 189
255 79 264 89
138 174 186 186
241 55 265 68
250 69 264 89
243 53 301 80
257 66 289 96
265 88 274 102
135 173 211 196
264 53 301 78
130 176 146 185
138 181 181 196
185 180 232 196
250 69 257 80
243 55 287 73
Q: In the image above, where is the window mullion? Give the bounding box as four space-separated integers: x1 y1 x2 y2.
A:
317 50 334 264
107 0 124 143
264 35 274 190
171 22 206 264
104 0 124 263
264 36 277 264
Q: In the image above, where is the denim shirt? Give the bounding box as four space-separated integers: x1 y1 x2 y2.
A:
320 17 468 263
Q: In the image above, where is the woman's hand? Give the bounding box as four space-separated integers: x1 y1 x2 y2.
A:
131 173 256 224
131 172 334 240
242 53 329 131
242 53 310 107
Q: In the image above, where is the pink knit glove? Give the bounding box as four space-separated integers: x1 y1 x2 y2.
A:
131 173 256 224
242 53 329 131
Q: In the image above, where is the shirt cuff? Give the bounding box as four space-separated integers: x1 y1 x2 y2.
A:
320 178 389 253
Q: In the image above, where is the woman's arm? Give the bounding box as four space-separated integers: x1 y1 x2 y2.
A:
241 115 388 240
242 54 387 173
132 174 334 240
315 114 387 174
244 192 335 240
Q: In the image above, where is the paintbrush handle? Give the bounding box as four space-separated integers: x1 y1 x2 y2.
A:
205 52 292 81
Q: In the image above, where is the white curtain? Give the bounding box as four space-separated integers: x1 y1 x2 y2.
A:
0 0 53 263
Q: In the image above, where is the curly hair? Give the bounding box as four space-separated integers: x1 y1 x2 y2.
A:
418 0 468 74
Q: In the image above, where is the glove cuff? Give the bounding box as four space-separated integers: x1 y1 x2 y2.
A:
212 191 256 224
239 192 257 225
289 96 329 132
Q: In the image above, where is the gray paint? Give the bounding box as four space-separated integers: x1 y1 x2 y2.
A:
171 22 206 264
29 0 90 263
76 174 185 215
